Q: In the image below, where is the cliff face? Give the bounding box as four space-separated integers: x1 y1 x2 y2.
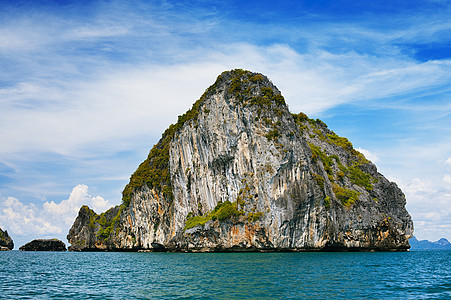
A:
67 69 413 251
0 227 14 250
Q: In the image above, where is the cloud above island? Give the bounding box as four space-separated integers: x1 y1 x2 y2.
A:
0 185 110 248
1 43 450 158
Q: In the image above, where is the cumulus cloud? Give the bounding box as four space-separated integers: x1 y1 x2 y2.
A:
0 185 111 248
43 184 111 225
400 177 451 241
0 196 61 236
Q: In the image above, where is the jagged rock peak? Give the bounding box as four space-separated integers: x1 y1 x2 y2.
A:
0 227 14 250
120 69 287 207
68 69 413 252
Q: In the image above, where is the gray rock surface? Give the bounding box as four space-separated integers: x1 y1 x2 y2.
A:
19 239 67 251
0 227 14 250
67 69 413 252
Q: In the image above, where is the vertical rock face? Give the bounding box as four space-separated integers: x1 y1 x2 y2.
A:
0 227 14 250
67 69 413 251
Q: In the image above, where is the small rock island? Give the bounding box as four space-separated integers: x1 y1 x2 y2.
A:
68 69 413 252
0 227 14 251
19 239 67 251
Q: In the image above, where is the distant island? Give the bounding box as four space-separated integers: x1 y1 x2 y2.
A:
19 239 67 251
409 236 451 250
0 227 14 250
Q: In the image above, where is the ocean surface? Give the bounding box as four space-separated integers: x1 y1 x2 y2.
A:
1 250 450 299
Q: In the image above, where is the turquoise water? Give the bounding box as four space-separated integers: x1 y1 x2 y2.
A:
1 251 450 299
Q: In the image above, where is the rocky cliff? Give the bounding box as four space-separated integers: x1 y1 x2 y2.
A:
0 227 14 250
68 69 413 252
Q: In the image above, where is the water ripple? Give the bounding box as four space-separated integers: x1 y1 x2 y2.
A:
0 251 450 299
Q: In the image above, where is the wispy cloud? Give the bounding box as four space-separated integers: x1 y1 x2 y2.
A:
2 42 449 158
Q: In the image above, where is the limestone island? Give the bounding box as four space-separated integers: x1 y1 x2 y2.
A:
67 69 413 252
0 227 14 251
19 239 67 251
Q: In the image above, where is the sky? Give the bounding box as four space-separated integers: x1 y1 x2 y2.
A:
0 0 450 249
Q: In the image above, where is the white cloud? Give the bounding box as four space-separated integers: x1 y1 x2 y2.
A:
66 25 130 40
356 147 379 163
400 177 451 241
0 185 111 248
2 43 451 160
43 184 111 225
444 174 451 185
0 196 61 237
402 177 437 195
445 158 451 166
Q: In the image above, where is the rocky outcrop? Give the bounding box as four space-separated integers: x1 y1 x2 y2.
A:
0 227 14 250
67 205 125 251
19 239 67 251
68 69 413 252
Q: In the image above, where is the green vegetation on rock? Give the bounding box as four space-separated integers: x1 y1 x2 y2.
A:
121 76 218 206
326 133 353 152
304 118 377 207
327 132 369 165
347 165 375 191
248 211 263 222
332 184 361 207
265 129 280 141
85 205 97 229
184 200 244 231
308 143 336 178
324 196 331 209
122 69 286 206
81 205 124 241
96 206 125 241
295 112 370 166
185 174 264 230
249 74 264 83
308 141 374 205
292 112 308 123
223 69 287 133
313 173 325 190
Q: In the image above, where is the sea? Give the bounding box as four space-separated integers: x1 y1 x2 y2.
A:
1 250 450 299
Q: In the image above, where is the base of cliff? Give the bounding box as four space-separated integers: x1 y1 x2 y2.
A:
66 245 409 253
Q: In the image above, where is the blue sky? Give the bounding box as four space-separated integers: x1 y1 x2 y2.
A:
1 0 450 248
